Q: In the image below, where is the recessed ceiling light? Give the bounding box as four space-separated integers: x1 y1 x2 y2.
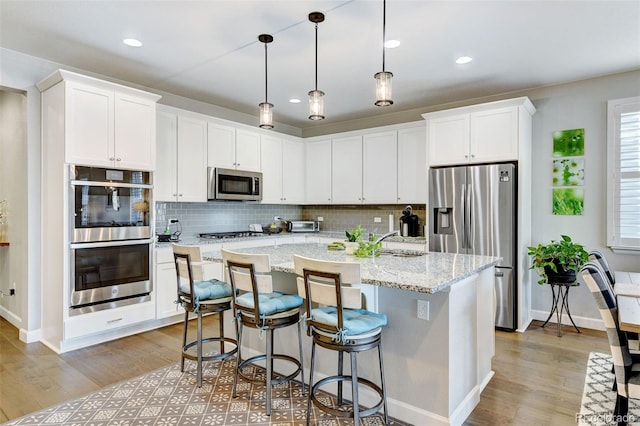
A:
456 56 473 64
384 40 400 49
289 98 301 104
123 38 142 47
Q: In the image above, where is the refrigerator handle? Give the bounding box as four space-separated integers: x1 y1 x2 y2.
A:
465 183 472 249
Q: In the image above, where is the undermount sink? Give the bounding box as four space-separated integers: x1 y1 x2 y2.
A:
377 249 427 258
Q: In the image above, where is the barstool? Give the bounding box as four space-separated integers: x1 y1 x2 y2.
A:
293 255 389 425
221 249 305 416
173 244 237 388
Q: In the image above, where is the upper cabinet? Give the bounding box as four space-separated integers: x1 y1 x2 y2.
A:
37 69 161 170
156 107 208 202
304 139 332 204
424 97 536 166
362 131 398 204
332 136 364 204
397 126 427 204
208 124 261 172
260 134 304 204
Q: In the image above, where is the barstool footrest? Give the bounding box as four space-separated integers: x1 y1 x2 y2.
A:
237 353 302 386
182 336 238 363
310 374 385 419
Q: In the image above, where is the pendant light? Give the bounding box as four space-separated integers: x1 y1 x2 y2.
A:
308 12 325 120
374 0 393 106
258 34 274 129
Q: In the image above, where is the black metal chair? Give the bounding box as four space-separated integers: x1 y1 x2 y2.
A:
293 255 389 426
173 244 237 388
221 248 305 416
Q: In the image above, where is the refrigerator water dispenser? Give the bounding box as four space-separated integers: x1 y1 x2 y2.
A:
433 207 453 234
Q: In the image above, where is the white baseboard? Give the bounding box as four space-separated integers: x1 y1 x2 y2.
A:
531 309 605 331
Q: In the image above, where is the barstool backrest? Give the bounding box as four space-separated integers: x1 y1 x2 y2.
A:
172 244 210 282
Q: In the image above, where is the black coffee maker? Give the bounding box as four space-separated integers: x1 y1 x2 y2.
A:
400 205 420 237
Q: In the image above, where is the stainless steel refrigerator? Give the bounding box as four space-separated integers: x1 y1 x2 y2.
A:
429 163 517 330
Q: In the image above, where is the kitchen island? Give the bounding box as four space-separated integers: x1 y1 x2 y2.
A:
206 242 499 426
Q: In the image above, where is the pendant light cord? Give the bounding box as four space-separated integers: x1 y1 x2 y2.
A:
382 0 386 72
264 41 268 102
314 22 318 91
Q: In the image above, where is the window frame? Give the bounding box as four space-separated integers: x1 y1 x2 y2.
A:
606 96 640 253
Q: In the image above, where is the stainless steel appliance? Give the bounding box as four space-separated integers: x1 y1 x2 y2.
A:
287 221 320 233
208 167 262 201
69 166 153 315
429 163 517 330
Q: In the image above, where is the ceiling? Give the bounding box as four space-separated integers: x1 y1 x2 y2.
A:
1 1 639 130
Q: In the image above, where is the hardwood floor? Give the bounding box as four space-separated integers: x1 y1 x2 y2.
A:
0 316 609 424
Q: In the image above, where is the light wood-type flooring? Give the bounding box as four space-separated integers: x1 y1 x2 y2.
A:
0 316 610 425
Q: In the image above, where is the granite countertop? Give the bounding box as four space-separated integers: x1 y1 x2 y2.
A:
204 242 499 294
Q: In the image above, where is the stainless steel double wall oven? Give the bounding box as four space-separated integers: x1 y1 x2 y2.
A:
69 166 153 315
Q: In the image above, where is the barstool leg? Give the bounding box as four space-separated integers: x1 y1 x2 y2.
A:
218 311 225 355
197 312 203 388
338 351 344 406
307 340 316 426
351 351 359 425
378 342 388 424
266 328 273 416
232 321 244 398
181 309 188 372
297 320 306 395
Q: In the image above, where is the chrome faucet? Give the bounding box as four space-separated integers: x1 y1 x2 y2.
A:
371 230 400 245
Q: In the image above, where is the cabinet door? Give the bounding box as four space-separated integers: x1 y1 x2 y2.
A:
155 111 178 201
114 94 156 170
332 136 363 204
398 126 427 204
260 134 283 204
207 123 236 169
176 115 208 202
470 106 518 163
427 113 470 166
235 129 261 171
282 139 305 204
156 261 180 319
363 131 397 204
305 139 332 204
65 82 114 167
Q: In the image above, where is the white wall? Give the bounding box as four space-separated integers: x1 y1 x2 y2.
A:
1 45 638 337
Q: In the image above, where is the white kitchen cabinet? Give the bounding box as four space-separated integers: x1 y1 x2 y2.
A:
304 139 332 204
37 70 159 170
397 126 427 204
425 98 535 166
261 135 304 204
208 124 261 172
155 107 208 202
332 136 363 204
363 131 397 203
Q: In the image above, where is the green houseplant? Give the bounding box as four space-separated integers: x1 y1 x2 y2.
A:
345 224 365 242
527 235 588 284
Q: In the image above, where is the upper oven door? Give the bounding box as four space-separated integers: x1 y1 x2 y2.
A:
208 167 262 201
70 166 153 242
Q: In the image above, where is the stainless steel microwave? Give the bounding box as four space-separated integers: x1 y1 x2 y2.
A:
208 167 263 201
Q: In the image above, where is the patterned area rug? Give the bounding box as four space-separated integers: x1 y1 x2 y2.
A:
4 358 409 425
578 352 639 426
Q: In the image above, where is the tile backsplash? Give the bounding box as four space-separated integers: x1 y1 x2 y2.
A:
156 202 426 238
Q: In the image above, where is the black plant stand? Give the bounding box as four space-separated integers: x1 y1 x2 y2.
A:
541 281 581 337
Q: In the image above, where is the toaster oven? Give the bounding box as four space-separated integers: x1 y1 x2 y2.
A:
287 221 320 233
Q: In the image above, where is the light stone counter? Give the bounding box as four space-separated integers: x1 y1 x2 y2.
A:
205 242 499 294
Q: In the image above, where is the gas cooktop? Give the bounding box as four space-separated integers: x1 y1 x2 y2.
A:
198 231 261 239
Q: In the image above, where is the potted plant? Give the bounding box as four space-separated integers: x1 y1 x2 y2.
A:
344 224 365 254
527 235 588 284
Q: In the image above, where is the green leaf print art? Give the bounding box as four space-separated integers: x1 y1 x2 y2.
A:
553 129 584 157
552 188 584 215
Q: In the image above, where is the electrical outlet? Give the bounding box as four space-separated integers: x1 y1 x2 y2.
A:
9 289 15 296
374 217 382 223
417 300 429 320
317 217 324 222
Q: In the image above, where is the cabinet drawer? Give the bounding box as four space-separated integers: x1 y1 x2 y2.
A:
64 302 155 340
156 246 174 263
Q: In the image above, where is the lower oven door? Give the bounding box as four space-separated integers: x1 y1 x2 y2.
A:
70 239 153 315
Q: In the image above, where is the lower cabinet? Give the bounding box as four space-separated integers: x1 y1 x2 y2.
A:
64 301 156 340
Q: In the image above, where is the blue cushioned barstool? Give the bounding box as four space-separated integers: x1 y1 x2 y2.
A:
173 244 237 388
293 255 388 426
221 249 305 416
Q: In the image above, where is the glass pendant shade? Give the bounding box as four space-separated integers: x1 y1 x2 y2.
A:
374 71 394 106
259 102 273 129
308 89 325 120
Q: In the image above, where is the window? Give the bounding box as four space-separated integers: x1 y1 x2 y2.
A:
607 96 640 252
